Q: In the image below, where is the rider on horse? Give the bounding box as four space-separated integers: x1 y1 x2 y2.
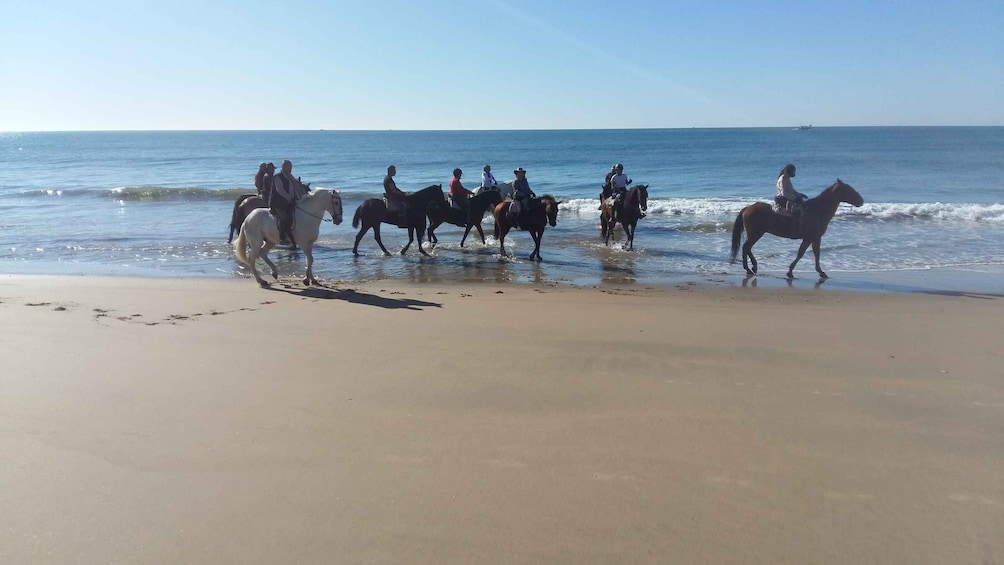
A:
449 168 474 213
507 167 536 229
775 163 808 216
384 165 408 222
479 164 498 194
269 159 309 245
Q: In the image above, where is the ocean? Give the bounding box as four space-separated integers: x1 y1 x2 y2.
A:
2 128 1002 292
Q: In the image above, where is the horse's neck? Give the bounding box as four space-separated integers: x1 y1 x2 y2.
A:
297 191 328 218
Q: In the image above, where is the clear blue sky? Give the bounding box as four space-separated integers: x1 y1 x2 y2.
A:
3 0 1002 130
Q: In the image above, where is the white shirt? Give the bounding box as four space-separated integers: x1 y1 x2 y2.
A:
776 174 798 200
481 170 498 189
611 173 630 190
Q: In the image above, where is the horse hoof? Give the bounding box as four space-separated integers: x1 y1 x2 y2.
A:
819 272 829 279
302 278 310 286
258 281 271 288
786 272 795 280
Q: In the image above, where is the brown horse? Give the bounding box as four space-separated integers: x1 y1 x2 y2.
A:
427 189 503 246
351 185 447 256
492 195 561 261
730 179 863 279
228 193 265 243
600 184 648 250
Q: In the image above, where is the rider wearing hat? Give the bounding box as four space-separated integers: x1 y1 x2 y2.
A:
508 167 535 229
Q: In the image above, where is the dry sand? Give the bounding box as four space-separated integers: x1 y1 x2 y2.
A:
1 274 1002 564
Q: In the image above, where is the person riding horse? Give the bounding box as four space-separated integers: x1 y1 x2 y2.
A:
479 164 498 194
609 163 641 222
507 167 536 229
384 165 408 222
449 168 474 213
269 159 309 246
775 163 808 216
599 164 617 205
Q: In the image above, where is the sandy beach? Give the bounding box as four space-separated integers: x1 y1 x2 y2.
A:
1 274 1002 564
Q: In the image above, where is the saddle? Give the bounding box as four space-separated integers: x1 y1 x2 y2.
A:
773 196 800 217
384 197 409 227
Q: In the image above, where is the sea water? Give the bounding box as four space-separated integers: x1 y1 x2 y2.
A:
1 128 1002 292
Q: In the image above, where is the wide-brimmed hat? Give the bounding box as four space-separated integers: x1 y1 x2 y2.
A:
514 167 526 175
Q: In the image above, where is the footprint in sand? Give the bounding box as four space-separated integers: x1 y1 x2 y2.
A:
705 475 752 488
26 302 51 307
948 493 999 506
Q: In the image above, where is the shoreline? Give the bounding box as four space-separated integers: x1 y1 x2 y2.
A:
2 261 1002 296
2 275 1002 563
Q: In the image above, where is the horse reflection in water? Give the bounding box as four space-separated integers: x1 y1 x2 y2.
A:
427 189 503 247
730 179 863 279
351 185 448 257
233 189 343 287
492 195 561 261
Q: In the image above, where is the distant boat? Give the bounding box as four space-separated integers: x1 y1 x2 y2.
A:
796 124 813 130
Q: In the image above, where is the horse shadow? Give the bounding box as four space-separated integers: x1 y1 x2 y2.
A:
266 284 443 311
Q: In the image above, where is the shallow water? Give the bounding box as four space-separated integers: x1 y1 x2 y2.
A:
1 128 1002 292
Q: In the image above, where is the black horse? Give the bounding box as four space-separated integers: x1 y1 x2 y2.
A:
427 189 503 246
351 185 448 256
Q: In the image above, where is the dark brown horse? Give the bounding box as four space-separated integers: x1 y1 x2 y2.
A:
492 195 561 261
228 193 265 243
730 179 863 279
600 184 648 250
427 189 503 246
351 185 447 256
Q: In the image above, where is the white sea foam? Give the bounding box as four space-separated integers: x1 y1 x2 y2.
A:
559 197 1004 223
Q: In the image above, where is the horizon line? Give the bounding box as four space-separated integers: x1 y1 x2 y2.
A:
3 125 1002 134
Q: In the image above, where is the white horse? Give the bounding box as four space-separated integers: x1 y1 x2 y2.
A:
233 188 343 287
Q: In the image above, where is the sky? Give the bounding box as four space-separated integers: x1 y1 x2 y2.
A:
2 0 1002 131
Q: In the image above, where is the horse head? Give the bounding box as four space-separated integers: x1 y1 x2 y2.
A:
635 184 649 212
833 178 864 207
540 195 561 227
326 189 344 225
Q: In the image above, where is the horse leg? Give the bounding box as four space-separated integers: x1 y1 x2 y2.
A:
811 238 827 279
742 230 764 275
417 221 430 257
624 222 635 251
401 226 414 255
260 241 278 282
475 223 486 245
302 242 318 286
498 227 508 257
247 242 269 288
787 239 812 279
460 224 473 247
352 222 368 256
529 230 542 261
372 224 391 255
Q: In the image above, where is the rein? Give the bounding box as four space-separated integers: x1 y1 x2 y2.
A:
294 191 340 223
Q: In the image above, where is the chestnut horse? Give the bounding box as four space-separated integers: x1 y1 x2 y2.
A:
351 185 448 256
729 179 863 279
427 189 503 246
492 196 561 260
600 184 648 250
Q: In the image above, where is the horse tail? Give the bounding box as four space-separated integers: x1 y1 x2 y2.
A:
234 223 250 267
230 197 247 234
729 210 744 263
352 205 362 229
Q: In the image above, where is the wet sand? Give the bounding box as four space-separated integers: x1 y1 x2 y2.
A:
1 275 1002 564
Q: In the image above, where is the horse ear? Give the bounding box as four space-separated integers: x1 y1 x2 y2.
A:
836 178 842 184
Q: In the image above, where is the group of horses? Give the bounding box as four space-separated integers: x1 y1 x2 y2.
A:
229 178 863 288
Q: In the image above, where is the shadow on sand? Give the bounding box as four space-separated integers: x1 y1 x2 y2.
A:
267 284 443 311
